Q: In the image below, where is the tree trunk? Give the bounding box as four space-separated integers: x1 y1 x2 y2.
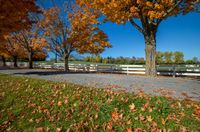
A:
144 33 157 77
1 56 6 66
13 56 18 67
28 52 33 69
64 55 69 72
55 52 57 63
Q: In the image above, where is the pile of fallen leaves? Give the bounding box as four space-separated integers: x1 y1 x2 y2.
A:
0 74 200 131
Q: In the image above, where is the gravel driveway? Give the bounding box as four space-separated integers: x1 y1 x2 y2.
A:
0 68 200 101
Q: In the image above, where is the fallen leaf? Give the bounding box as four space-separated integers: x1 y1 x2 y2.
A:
179 126 187 132
139 114 145 121
129 103 136 111
107 121 112 130
146 115 153 122
148 108 153 112
194 109 200 116
134 128 145 132
111 109 119 120
37 127 43 132
127 120 131 125
57 101 62 106
143 103 149 109
126 128 132 132
161 118 167 125
56 127 62 132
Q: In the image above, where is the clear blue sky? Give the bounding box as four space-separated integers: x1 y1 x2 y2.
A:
99 12 200 60
40 0 200 60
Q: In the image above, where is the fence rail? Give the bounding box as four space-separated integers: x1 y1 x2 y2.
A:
35 63 200 76
1 62 200 77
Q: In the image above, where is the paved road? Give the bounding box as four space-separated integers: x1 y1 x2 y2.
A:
0 68 200 101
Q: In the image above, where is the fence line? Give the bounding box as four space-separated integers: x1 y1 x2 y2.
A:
35 63 200 77
1 62 200 77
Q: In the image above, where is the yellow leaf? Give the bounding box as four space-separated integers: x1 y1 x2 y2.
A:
161 118 167 125
129 103 136 111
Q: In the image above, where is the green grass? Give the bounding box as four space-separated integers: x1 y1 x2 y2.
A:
0 74 200 131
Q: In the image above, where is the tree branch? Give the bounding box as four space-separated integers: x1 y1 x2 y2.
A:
157 0 184 25
129 19 144 34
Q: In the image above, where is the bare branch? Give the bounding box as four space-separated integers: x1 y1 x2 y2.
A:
129 19 144 34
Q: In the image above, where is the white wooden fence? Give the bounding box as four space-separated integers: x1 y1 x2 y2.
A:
1 62 200 77
33 62 200 77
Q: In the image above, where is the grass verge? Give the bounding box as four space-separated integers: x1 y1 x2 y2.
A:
0 74 200 131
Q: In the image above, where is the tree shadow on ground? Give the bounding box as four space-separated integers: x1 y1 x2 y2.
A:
13 70 97 76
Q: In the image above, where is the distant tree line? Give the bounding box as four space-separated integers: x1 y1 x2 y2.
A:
85 56 145 64
84 52 199 65
156 51 200 64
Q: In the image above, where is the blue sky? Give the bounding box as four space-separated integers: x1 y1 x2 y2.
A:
41 0 200 60
99 12 200 60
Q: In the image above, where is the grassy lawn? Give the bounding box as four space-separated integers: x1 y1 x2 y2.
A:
0 74 200 131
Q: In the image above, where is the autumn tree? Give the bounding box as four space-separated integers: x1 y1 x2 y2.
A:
77 0 200 76
0 0 40 41
13 26 47 69
173 51 184 64
0 34 26 67
40 2 111 72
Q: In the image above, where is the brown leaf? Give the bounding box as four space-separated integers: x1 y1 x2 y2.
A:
37 127 43 132
107 121 112 130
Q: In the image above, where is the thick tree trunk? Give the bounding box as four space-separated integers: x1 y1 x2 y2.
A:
64 55 69 72
28 52 33 69
13 56 18 67
1 56 6 66
144 33 157 77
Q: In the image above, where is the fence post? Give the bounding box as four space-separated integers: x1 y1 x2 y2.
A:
96 64 98 73
75 64 77 72
127 66 129 75
173 64 176 78
88 64 90 72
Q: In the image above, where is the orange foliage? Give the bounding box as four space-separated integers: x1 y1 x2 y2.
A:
40 3 111 57
13 28 47 57
68 5 111 54
77 0 199 24
0 0 40 40
0 34 25 59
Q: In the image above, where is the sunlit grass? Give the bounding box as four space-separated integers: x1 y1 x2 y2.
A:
0 74 199 131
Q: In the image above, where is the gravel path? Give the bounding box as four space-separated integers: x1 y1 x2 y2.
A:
0 68 200 101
